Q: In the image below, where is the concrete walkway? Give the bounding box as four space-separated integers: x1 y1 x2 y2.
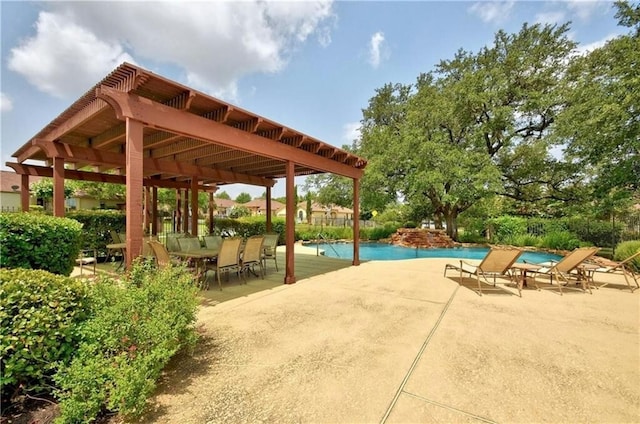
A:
143 258 639 423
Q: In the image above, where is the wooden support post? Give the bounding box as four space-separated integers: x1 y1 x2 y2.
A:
285 161 296 284
191 178 199 237
183 188 189 234
53 157 65 217
21 174 29 212
266 186 272 232
143 186 151 234
125 118 144 268
152 186 158 236
353 178 360 266
175 189 181 232
208 192 214 234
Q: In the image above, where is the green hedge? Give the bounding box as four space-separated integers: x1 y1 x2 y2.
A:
54 260 199 422
0 213 83 276
67 210 126 253
210 217 286 244
0 268 91 402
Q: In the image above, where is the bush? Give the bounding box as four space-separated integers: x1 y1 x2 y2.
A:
503 234 542 247
540 231 582 251
362 223 399 241
0 213 83 276
487 216 527 243
210 217 286 244
0 268 91 402
67 210 126 254
564 217 624 247
614 240 640 273
54 260 199 422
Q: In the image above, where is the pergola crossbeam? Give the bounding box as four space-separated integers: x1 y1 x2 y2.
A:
97 87 364 179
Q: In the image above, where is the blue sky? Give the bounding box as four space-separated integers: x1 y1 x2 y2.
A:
0 1 622 199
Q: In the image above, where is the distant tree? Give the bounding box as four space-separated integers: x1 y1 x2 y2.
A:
215 191 231 200
358 23 580 238
228 205 251 218
30 179 74 202
305 191 313 224
304 174 352 208
235 192 251 204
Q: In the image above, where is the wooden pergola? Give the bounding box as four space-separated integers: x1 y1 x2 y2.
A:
7 63 367 284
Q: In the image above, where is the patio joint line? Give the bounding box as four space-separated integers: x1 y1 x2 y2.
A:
401 391 498 424
379 285 460 424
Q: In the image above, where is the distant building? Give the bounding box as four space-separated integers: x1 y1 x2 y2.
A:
0 171 42 212
277 201 354 225
243 198 285 217
0 170 123 212
211 198 238 217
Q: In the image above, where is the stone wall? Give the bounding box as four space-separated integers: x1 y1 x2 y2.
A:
390 228 456 248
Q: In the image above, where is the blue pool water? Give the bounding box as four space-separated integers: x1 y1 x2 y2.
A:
305 243 561 263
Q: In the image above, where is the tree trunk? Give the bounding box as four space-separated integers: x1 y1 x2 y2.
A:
444 211 458 240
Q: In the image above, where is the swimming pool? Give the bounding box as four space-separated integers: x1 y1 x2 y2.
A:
305 243 561 263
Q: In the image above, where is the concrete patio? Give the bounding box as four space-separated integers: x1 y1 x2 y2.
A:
137 254 639 423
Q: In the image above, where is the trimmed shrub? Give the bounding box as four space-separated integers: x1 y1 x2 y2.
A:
54 260 199 422
614 240 640 273
210 217 286 244
540 231 582 251
67 210 126 253
0 268 91 402
0 213 82 276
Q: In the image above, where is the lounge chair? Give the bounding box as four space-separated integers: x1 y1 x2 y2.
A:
530 247 600 295
444 247 523 296
583 250 640 293
262 233 279 273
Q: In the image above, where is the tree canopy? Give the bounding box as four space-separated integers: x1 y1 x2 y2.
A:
346 3 638 238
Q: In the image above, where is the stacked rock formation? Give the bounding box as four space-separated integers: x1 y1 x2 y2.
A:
390 228 456 248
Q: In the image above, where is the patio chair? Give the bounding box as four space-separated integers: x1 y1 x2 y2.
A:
444 247 523 296
207 238 244 290
262 233 280 273
106 230 123 264
147 240 184 269
531 246 600 295
241 235 265 280
177 236 203 252
203 235 223 250
76 249 97 275
583 250 639 293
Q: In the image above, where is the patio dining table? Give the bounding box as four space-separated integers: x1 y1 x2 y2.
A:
170 248 220 282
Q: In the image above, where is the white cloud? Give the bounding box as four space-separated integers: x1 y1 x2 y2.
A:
468 1 515 24
8 1 335 101
8 12 134 99
342 122 361 145
566 0 609 22
535 11 567 26
1 92 13 112
368 32 386 69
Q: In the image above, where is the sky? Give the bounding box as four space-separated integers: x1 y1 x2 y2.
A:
0 0 624 200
